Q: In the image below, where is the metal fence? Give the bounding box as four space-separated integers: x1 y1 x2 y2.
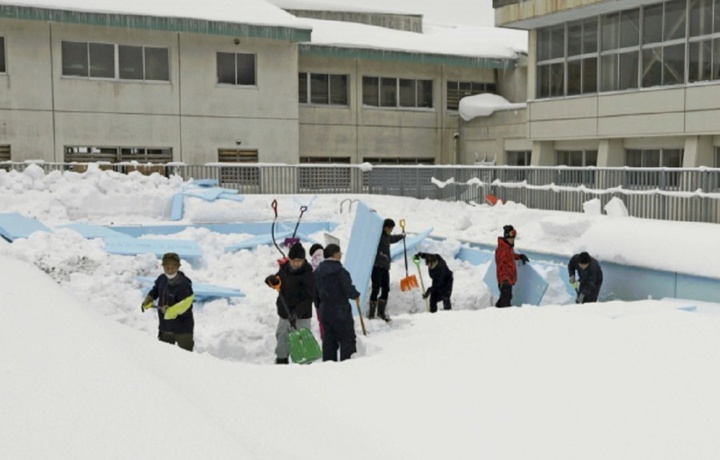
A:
4 161 720 223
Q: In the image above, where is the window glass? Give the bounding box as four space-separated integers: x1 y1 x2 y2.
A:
583 18 598 53
550 25 565 59
688 40 713 82
715 0 720 33
0 37 5 73
362 77 379 106
643 149 661 167
549 62 564 97
664 0 686 41
642 48 663 87
643 4 663 44
618 51 639 90
537 27 550 61
119 45 143 80
89 43 114 78
600 54 617 91
380 77 396 107
663 149 683 167
62 41 88 77
567 60 581 95
585 150 598 166
620 9 640 48
602 13 620 50
298 73 307 103
329 74 348 105
537 64 550 98
217 52 235 84
714 38 720 79
236 53 255 85
663 43 685 85
568 21 582 56
145 47 168 81
310 73 329 104
689 0 713 36
417 80 433 108
626 149 642 167
583 57 598 93
399 78 415 107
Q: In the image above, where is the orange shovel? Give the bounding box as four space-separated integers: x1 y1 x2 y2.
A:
399 219 419 292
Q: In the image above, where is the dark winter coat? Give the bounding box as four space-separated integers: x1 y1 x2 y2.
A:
427 255 454 297
568 254 604 300
314 259 361 323
373 232 404 270
148 271 194 334
271 260 315 319
495 237 521 286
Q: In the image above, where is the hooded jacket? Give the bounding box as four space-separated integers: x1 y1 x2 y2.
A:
314 259 361 322
495 237 521 286
427 255 454 297
148 271 194 334
272 260 315 319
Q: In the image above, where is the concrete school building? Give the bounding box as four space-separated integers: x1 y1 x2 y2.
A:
0 0 527 167
481 0 720 168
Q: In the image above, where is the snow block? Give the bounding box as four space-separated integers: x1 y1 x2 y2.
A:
170 193 184 221
456 246 493 265
0 212 53 242
103 238 202 260
482 261 549 306
390 227 433 260
136 276 244 303
59 223 133 240
344 201 384 316
191 179 219 187
224 231 301 253
183 188 227 202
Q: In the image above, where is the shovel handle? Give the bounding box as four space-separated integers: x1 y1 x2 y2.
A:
399 219 406 232
354 298 367 337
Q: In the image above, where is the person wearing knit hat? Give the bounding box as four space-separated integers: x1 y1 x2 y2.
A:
264 243 315 364
567 251 604 304
308 243 325 338
141 253 195 351
369 218 404 321
494 225 529 308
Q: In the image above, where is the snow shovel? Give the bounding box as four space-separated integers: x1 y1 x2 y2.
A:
354 297 367 337
412 255 430 312
269 277 322 364
284 205 308 248
398 219 419 292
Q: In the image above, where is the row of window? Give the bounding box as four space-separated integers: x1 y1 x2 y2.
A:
507 148 687 167
537 0 720 98
298 72 495 110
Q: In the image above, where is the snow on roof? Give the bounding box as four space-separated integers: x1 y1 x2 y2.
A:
304 19 527 60
458 93 527 121
269 0 415 16
0 0 312 30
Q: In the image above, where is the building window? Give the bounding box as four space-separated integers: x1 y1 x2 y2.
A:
625 148 684 167
363 157 435 164
0 144 10 161
218 149 259 186
556 150 598 166
362 76 433 108
217 52 256 86
64 146 172 163
118 46 169 81
715 146 720 166
61 41 169 81
506 150 532 166
0 37 6 73
298 73 348 105
446 81 497 110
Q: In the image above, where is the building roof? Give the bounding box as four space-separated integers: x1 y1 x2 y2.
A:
0 0 313 41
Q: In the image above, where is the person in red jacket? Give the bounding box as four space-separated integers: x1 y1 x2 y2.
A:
495 225 529 308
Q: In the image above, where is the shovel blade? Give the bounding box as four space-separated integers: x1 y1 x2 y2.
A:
400 275 419 291
283 237 300 248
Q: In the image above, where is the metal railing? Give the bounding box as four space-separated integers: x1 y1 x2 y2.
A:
4 161 720 224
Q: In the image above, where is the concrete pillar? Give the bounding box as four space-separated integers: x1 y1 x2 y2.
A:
598 139 624 167
531 140 554 166
683 135 714 167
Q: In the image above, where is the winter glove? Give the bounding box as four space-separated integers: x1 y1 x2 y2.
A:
265 275 280 289
422 289 430 299
141 296 154 312
569 275 576 285
288 312 298 328
576 293 585 304
518 254 529 265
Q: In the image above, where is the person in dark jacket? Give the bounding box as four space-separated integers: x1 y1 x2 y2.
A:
495 225 529 308
142 252 195 351
369 218 404 321
568 251 604 304
264 243 315 364
414 252 454 313
314 244 361 361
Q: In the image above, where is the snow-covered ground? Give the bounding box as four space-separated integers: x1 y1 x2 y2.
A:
2 165 720 459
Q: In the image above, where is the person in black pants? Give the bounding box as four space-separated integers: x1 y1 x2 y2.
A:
414 252 454 313
369 218 404 321
568 251 604 304
314 244 361 361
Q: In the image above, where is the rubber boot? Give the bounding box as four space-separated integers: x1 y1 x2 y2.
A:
275 357 289 364
377 299 390 322
368 301 377 319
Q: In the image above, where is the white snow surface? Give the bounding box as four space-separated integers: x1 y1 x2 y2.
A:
2 166 720 459
459 93 527 120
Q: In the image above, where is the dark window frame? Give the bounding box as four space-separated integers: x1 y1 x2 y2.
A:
217 52 256 86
